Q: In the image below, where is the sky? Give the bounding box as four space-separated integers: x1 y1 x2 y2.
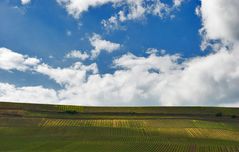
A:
0 0 239 106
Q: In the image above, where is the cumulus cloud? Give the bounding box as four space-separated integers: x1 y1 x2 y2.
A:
21 0 31 5
56 0 119 18
89 33 121 58
1 0 239 106
57 44 239 106
1 43 239 106
48 44 239 106
0 83 58 104
0 47 40 71
64 34 120 59
114 53 181 73
101 0 172 31
35 62 98 87
158 46 239 106
65 50 89 60
56 0 184 31
198 0 239 50
55 52 182 106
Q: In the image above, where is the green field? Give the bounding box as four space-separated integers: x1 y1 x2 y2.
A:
0 102 239 152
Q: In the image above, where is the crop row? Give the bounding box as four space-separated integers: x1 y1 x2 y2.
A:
39 119 239 140
100 143 239 152
39 119 146 128
133 119 236 131
39 119 239 143
185 128 239 142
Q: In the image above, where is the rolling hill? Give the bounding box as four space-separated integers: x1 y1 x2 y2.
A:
0 102 238 152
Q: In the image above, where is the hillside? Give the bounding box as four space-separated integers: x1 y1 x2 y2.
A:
0 102 239 152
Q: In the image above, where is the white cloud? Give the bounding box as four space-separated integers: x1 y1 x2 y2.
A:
90 33 121 58
56 53 182 106
1 44 239 106
146 48 166 55
101 15 125 31
151 1 170 17
173 0 183 7
57 0 183 19
118 11 127 22
0 83 58 104
101 0 172 31
0 47 40 71
64 34 120 59
55 45 239 106
56 0 120 19
57 0 184 31
114 53 181 73
65 50 89 60
35 62 98 87
2 0 239 106
195 6 201 16
21 0 31 5
124 0 146 20
158 46 239 106
199 0 239 49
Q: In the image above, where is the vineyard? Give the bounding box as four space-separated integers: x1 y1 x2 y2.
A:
0 102 239 152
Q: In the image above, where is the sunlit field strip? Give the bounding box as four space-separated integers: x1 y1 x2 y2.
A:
39 119 239 143
184 128 239 142
40 119 238 130
39 119 146 128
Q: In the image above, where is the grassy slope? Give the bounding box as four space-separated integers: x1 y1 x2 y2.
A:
0 102 239 152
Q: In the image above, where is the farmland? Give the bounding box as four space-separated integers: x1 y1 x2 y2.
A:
0 102 239 151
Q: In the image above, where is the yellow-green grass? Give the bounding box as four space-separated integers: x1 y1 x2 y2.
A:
1 102 239 117
0 102 239 152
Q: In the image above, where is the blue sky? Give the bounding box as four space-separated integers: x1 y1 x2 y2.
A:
0 0 239 106
0 0 201 84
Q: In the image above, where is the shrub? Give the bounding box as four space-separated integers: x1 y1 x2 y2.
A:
215 112 223 117
64 110 78 114
231 115 237 119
